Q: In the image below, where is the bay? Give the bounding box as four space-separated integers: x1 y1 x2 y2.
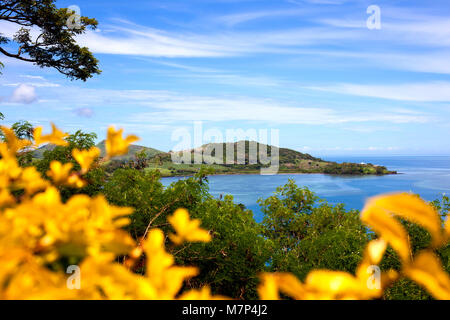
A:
162 156 450 222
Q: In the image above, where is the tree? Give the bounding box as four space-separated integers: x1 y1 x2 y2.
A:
0 0 100 80
259 180 370 280
381 195 450 300
0 120 34 165
104 168 270 299
35 130 103 200
11 120 33 140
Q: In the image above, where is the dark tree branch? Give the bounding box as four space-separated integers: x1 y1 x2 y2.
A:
0 0 101 81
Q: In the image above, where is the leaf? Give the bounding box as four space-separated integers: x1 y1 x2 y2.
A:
404 250 450 300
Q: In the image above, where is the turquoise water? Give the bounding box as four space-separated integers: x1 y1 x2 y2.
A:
162 156 450 222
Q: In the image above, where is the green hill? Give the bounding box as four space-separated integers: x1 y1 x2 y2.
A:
96 140 164 161
32 144 57 159
32 140 164 161
144 141 396 177
33 140 396 177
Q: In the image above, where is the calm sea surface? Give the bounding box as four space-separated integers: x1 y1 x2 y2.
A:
162 156 450 222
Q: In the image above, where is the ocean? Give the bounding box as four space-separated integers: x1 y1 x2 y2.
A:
162 156 450 222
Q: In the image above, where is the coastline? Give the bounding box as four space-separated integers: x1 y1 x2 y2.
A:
159 170 399 179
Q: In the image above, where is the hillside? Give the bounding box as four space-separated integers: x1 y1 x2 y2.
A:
33 140 396 177
96 140 164 161
142 141 397 177
32 140 164 162
32 143 57 159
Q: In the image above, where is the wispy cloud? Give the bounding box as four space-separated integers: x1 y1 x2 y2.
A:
9 84 37 104
307 82 450 102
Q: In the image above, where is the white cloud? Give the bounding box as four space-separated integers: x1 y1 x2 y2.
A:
307 82 450 102
123 94 430 125
9 84 37 104
71 18 366 57
20 85 431 125
217 9 308 26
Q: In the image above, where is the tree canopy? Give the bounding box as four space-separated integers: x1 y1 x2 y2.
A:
0 0 100 80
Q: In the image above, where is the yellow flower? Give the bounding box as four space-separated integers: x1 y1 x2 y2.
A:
105 126 139 158
373 193 443 246
143 229 198 299
356 239 387 280
18 167 49 195
46 161 73 185
0 154 22 187
272 273 306 300
66 174 87 188
33 124 68 147
168 208 211 245
258 273 280 300
361 193 447 263
179 286 228 300
0 126 32 154
1 125 227 300
72 255 158 300
72 147 101 174
361 195 412 263
4 124 448 301
0 188 15 207
404 250 450 300
257 239 396 300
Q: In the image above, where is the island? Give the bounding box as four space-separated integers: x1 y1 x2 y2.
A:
92 140 397 177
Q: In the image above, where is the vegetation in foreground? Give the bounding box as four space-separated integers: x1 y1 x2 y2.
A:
0 1 447 300
0 123 448 300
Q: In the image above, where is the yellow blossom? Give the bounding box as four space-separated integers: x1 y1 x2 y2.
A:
361 195 412 263
404 250 450 300
33 124 68 147
17 167 49 194
168 208 211 245
143 229 199 299
1 124 449 301
72 147 101 173
367 193 444 246
0 189 15 207
0 126 32 155
258 273 280 300
257 239 395 300
105 126 139 158
66 174 87 188
179 287 228 300
46 161 73 185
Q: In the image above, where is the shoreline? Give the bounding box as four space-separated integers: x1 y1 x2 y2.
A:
159 170 399 179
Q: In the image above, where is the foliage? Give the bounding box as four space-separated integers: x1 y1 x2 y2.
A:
34 130 103 200
104 166 269 299
1 124 450 300
0 124 222 299
175 194 270 299
259 180 370 280
258 193 450 300
0 120 34 166
323 162 393 175
0 0 100 80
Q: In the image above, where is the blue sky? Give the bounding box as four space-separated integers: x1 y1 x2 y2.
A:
1 0 450 156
